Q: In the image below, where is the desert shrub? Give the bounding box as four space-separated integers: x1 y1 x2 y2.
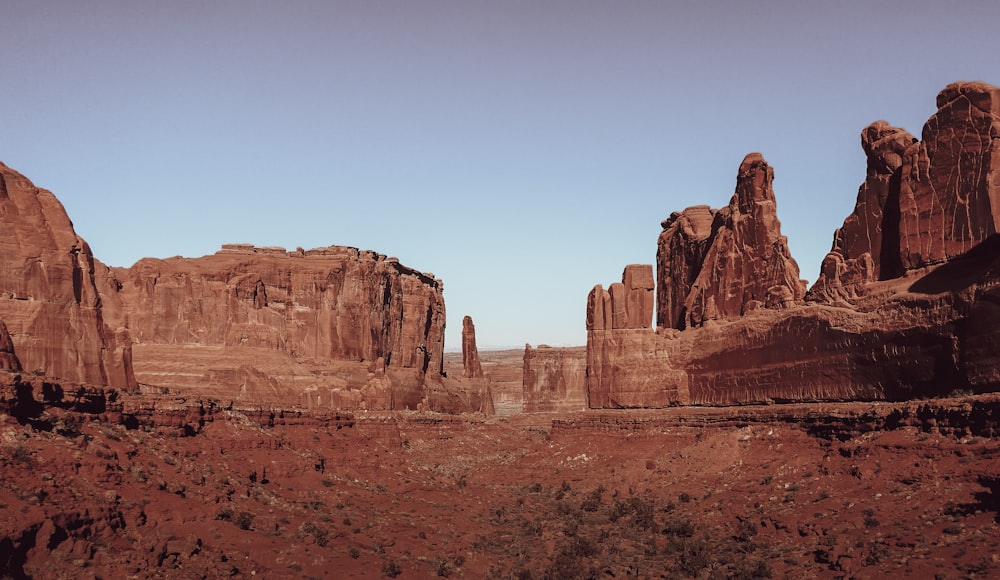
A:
580 485 605 512
234 511 254 530
10 445 33 465
382 559 401 577
675 535 711 577
301 521 329 547
662 516 696 538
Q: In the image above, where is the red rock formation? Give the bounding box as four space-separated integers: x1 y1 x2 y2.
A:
810 122 916 302
812 82 1000 301
588 82 1000 408
0 162 135 389
113 245 447 410
461 315 484 379
657 154 806 330
0 321 22 371
899 81 1000 269
587 265 654 331
587 266 690 408
522 344 587 412
0 161 488 412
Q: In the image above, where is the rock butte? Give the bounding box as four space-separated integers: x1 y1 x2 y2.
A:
0 162 488 413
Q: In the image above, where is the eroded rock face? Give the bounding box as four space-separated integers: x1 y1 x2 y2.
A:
810 122 916 302
114 245 447 410
461 316 484 379
812 82 1000 301
657 154 806 330
0 163 135 389
899 82 1000 269
587 265 654 331
587 266 690 408
589 81 1000 408
0 161 478 411
522 344 587 412
0 321 21 371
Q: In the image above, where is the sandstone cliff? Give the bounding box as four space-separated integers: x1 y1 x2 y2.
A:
112 244 451 410
811 81 1000 302
521 344 587 413
0 321 22 371
461 315 484 379
0 162 492 413
899 82 1000 269
0 162 135 389
589 81 1000 407
656 153 806 330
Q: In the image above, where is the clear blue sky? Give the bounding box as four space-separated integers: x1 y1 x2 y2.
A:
2 1 997 350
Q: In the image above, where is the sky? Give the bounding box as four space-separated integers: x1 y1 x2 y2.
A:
2 1 998 351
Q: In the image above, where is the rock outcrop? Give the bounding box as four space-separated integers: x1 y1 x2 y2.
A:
587 264 654 331
0 162 135 389
899 82 1000 269
587 266 690 408
809 122 916 301
113 245 448 410
521 344 587 412
0 321 21 371
656 153 806 330
0 161 491 413
588 81 1000 408
461 316 484 379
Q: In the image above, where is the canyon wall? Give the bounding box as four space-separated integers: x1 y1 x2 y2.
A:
0 163 135 390
521 344 587 413
111 244 452 410
0 162 491 412
588 81 1000 407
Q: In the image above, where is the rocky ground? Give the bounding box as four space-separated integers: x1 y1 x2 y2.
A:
1 374 999 579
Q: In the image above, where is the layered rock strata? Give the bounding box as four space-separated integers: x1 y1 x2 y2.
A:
0 321 22 371
588 81 1000 407
113 245 449 410
0 161 492 412
656 153 806 330
461 315 484 379
0 162 135 389
587 266 689 408
521 344 587 413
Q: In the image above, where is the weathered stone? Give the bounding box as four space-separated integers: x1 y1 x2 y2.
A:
810 122 917 302
657 153 806 330
622 264 654 330
461 315 483 379
522 344 587 412
0 320 21 371
113 244 447 410
589 83 1000 407
898 82 1000 269
0 163 135 389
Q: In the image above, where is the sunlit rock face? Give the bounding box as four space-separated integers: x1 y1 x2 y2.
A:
587 81 1000 408
113 244 449 410
656 153 806 331
0 160 496 412
0 162 135 389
